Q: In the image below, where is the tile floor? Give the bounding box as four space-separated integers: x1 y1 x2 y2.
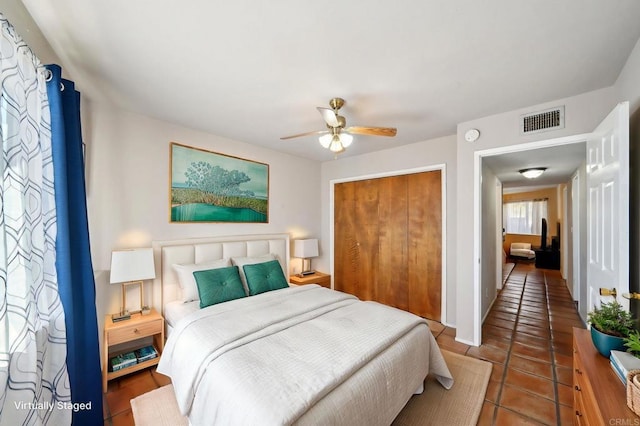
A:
103 262 584 425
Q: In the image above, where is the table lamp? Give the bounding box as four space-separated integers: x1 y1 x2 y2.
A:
110 248 156 321
294 239 319 277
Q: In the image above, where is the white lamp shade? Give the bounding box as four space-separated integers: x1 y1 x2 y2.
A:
340 133 353 147
110 248 156 284
294 239 319 258
319 134 332 148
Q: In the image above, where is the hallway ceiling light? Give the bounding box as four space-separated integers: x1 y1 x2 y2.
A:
519 167 547 179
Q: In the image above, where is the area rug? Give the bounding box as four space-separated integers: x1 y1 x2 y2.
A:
131 349 491 426
392 349 492 426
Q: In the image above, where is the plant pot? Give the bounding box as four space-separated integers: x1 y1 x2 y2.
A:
590 326 626 358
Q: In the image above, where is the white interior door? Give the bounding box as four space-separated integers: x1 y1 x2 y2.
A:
571 172 581 304
587 102 629 311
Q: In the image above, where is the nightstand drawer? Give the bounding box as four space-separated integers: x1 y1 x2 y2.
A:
108 319 162 345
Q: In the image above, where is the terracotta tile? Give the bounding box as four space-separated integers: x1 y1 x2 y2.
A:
550 329 573 344
482 335 512 352
484 379 501 404
557 382 573 407
487 310 517 323
467 344 508 364
117 370 154 389
555 366 573 386
513 332 551 349
105 387 138 417
435 333 470 355
105 371 157 416
494 300 521 311
151 369 172 387
111 409 135 426
494 407 547 425
493 305 519 315
517 316 549 329
552 340 574 356
518 310 548 323
504 368 555 400
441 326 456 337
511 341 552 363
425 319 445 335
489 362 505 382
499 384 557 424
558 402 575 425
483 324 513 340
477 401 496 426
554 352 573 368
484 316 516 331
515 323 551 339
508 354 553 379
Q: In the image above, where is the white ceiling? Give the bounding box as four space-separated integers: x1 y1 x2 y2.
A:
483 142 586 189
19 0 640 162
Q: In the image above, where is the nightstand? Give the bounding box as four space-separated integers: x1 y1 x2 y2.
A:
289 271 331 288
102 308 164 392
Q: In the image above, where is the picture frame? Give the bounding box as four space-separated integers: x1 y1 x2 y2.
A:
169 142 269 223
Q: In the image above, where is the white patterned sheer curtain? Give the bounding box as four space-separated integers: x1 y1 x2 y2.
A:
0 15 70 426
503 200 548 235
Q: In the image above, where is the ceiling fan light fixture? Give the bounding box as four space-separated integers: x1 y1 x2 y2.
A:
318 134 332 148
340 133 353 147
329 137 344 153
519 167 547 179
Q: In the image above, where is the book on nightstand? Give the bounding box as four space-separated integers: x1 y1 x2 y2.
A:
110 351 137 372
134 345 158 363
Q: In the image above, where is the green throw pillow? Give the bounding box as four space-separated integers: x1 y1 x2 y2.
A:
243 260 289 296
193 266 246 308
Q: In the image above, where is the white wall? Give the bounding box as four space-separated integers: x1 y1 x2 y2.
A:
84 102 323 330
614 37 640 298
455 87 618 345
320 135 458 326
4 2 324 349
480 163 499 318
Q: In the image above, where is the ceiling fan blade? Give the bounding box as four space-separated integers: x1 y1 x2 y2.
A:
317 107 340 127
280 129 329 140
345 126 397 137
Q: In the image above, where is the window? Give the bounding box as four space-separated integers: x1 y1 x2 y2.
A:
503 199 548 235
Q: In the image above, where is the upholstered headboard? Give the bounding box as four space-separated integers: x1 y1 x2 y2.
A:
151 233 290 314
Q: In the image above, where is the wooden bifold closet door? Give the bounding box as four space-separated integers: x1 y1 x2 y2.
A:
334 170 442 320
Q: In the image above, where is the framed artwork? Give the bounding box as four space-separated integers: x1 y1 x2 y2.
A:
170 142 269 223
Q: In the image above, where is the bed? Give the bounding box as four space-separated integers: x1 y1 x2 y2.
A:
152 234 453 426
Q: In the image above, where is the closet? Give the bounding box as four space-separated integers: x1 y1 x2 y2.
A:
334 170 442 320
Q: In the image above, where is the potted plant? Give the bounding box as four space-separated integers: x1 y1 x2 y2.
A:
624 331 640 358
587 300 634 357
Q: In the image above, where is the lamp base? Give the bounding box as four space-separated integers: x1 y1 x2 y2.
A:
112 311 131 322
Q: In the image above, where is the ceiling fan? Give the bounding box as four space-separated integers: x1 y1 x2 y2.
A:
280 98 397 154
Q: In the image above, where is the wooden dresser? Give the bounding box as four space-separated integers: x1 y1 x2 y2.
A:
573 328 639 424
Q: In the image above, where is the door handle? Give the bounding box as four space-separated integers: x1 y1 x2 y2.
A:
599 288 617 298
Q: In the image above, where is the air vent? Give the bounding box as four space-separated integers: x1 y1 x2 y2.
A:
520 106 565 135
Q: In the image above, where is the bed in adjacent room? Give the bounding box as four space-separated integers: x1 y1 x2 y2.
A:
152 234 453 426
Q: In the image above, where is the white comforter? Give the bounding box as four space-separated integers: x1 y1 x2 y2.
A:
157 285 453 426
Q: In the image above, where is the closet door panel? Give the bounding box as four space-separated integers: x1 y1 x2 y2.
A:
334 179 379 301
407 171 442 320
377 175 409 310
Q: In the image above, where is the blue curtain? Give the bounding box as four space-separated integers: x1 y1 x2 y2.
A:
46 64 103 426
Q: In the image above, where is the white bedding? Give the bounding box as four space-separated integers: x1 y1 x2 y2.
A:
157 285 453 426
163 300 199 330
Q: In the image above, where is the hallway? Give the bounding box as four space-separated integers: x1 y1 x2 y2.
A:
429 262 585 425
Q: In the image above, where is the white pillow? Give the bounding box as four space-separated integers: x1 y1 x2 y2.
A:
231 254 276 295
172 259 231 302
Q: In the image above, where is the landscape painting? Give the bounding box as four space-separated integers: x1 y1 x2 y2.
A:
170 142 269 223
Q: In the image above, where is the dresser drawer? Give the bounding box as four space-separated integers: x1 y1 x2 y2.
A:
108 319 163 345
